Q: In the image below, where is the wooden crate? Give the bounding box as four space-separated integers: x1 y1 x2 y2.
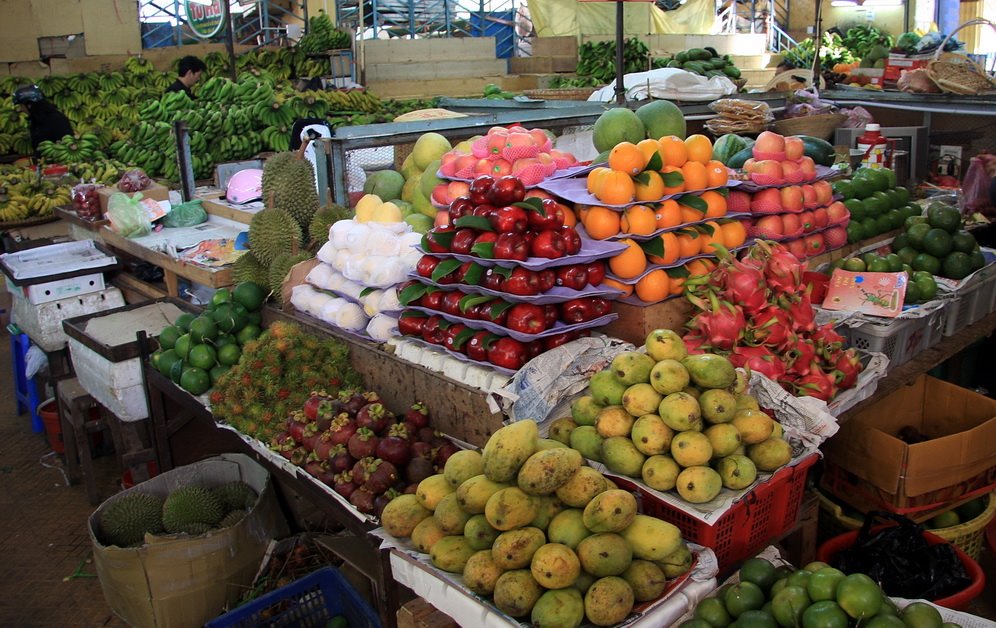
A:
599 298 694 346
397 598 458 628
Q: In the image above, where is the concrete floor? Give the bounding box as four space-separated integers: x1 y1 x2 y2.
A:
0 333 993 627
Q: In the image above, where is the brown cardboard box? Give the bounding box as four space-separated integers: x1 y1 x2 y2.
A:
97 182 171 214
397 598 459 628
88 453 290 628
599 298 693 346
822 375 996 512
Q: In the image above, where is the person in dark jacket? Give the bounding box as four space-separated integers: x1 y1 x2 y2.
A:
13 84 73 156
165 55 206 98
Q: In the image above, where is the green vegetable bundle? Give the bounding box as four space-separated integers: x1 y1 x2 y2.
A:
576 38 650 83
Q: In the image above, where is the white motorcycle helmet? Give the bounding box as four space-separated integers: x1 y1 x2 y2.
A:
226 168 263 204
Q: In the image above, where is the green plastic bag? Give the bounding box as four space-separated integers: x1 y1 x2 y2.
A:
107 192 151 238
162 199 208 228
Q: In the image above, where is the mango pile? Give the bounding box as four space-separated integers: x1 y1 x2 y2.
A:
558 330 792 504
381 419 693 626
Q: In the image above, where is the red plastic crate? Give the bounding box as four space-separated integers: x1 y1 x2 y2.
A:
610 453 818 572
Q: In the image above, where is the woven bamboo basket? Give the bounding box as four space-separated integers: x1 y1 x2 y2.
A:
927 19 996 95
523 87 598 101
772 113 847 141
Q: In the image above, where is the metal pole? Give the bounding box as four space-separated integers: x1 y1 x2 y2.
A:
173 121 195 202
615 0 625 105
225 2 237 81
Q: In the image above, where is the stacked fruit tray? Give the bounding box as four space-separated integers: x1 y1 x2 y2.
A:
398 174 627 373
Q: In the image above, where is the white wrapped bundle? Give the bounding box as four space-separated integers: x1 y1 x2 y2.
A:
318 296 344 324
317 241 337 265
398 231 422 251
366 227 401 257
324 268 347 292
332 248 351 273
342 254 366 283
378 287 401 312
337 278 365 302
361 289 385 317
305 262 337 291
335 301 368 331
329 219 354 250
367 257 410 288
366 313 399 342
290 284 317 314
345 222 372 254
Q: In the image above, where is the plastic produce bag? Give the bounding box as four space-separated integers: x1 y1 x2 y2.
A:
962 155 996 216
832 512 972 600
106 192 151 238
162 199 208 228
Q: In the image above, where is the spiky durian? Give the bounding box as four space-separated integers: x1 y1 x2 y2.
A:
248 208 302 266
233 251 269 286
308 204 352 247
161 486 224 533
261 152 320 232
99 492 164 547
218 510 247 528
268 251 315 303
212 481 257 512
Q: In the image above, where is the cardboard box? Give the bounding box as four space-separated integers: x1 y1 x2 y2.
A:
88 453 290 628
599 298 693 346
884 53 932 81
397 598 459 628
97 182 170 214
822 375 996 512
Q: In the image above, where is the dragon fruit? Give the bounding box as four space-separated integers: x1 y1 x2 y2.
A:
832 347 863 389
811 322 845 358
730 344 787 381
719 257 769 314
686 292 746 351
757 241 804 295
793 366 839 401
780 294 816 334
746 306 794 350
786 344 819 378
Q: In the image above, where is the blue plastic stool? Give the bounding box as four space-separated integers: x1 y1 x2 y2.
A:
9 326 43 433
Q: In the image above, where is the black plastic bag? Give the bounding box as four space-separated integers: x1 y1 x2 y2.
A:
832 511 972 600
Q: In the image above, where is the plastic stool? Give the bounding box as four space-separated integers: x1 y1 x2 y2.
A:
9 328 43 433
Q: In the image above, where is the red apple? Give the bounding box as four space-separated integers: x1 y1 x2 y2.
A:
490 205 529 234
466 330 496 361
450 228 479 255
483 268 506 291
586 261 606 286
421 315 448 345
556 264 588 290
448 196 474 220
420 290 444 310
487 337 528 370
493 232 529 261
416 255 441 278
488 175 526 206
441 291 465 316
424 226 455 253
503 266 540 296
528 198 565 230
560 226 582 255
397 313 427 337
542 304 559 328
506 303 548 334
530 230 567 259
560 298 594 323
536 269 557 292
443 323 470 353
469 175 495 205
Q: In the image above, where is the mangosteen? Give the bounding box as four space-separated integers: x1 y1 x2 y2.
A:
351 456 376 486
333 472 357 499
349 487 376 514
404 483 419 495
304 457 323 478
405 456 434 485
347 427 379 459
328 415 358 447
313 432 336 461
317 462 337 487
364 459 399 494
289 447 309 467
405 401 430 429
329 445 354 474
374 489 400 518
287 414 309 444
356 402 395 435
434 442 459 467
411 441 433 459
417 426 436 443
339 390 368 416
375 430 412 467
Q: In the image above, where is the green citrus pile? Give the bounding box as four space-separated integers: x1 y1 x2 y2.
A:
682 557 960 628
833 168 920 244
150 281 266 396
890 202 985 280
833 251 938 305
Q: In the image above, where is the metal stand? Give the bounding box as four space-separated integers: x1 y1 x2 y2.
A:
173 121 195 202
615 0 626 105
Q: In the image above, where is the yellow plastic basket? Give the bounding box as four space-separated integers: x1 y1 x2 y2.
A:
817 490 996 561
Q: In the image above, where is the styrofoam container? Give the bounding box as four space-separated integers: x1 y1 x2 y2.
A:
68 337 148 421
11 287 126 352
5 272 106 304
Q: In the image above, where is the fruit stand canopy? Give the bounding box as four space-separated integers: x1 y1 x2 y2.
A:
527 0 715 36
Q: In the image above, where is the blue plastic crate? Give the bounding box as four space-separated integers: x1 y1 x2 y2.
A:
206 567 380 628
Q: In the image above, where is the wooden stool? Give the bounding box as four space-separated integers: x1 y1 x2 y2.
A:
57 377 105 505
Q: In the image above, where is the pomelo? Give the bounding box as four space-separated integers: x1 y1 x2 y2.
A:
411 132 452 170
593 107 646 153
363 169 405 201
419 160 444 198
635 100 686 141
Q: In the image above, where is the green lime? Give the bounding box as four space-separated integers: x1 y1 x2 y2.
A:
865 615 907 627
882 169 898 189
836 573 883 620
892 232 911 251
844 198 866 220
786 570 812 590
843 257 867 272
214 334 237 348
833 180 854 199
900 203 921 219
906 223 932 249
884 189 903 209
772 585 811 627
895 186 910 204
209 364 230 385
851 177 875 200
853 166 876 179
803 600 849 628
158 325 180 350
174 313 196 333
923 228 954 258
903 263 914 275
831 258 847 272
174 333 192 360
150 349 162 371
861 217 880 238
679 620 713 628
863 195 888 217
901 601 944 628
969 249 986 271
868 257 892 273
236 323 262 345
724 581 766 618
870 169 891 192
847 222 865 243
927 203 962 233
876 215 894 234
955 496 988 521
862 252 881 266
246 311 262 327
896 246 918 266
736 610 777 628
157 349 180 377
770 577 789 598
951 230 977 253
189 316 218 344
914 274 938 300
212 303 249 334
886 209 904 230
180 366 212 395
928 510 961 529
233 281 266 311
169 360 185 384
885 253 904 272
942 251 973 279
740 558 780 595
217 343 242 366
210 287 232 308
912 253 941 274
905 215 928 231
187 344 217 370
904 281 922 304
694 597 732 627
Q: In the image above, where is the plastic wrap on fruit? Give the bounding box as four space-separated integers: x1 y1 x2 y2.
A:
366 313 399 341
71 182 102 219
117 169 151 193
106 192 151 238
305 262 336 290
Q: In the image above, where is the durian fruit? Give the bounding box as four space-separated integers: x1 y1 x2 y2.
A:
99 492 164 547
233 251 269 286
173 521 213 536
261 152 320 233
162 486 224 533
218 510 247 528
248 208 302 266
309 204 352 247
212 481 257 512
269 251 315 304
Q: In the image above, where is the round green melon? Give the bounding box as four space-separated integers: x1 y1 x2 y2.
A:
593 107 646 153
635 99 686 141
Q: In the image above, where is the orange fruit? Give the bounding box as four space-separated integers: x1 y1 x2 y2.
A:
596 169 636 205
680 161 708 192
686 258 715 279
698 221 724 255
669 274 686 295
680 206 703 224
586 167 610 194
720 220 748 248
658 136 688 168
635 269 670 303
634 170 666 202
684 134 713 165
620 204 658 236
608 142 647 176
700 190 728 218
660 165 685 195
608 238 648 279
676 231 701 258
576 205 591 222
601 277 634 298
582 205 622 240
561 204 578 228
654 199 682 229
648 231 681 265
706 160 729 188
637 138 664 166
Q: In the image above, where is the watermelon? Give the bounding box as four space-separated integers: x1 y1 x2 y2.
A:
712 134 752 166
798 135 836 167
